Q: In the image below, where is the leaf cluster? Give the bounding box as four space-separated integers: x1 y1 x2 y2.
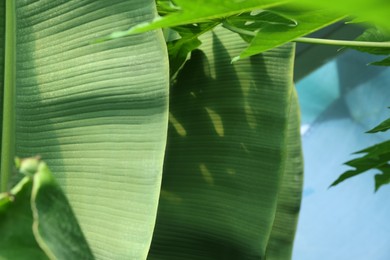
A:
332 116 390 191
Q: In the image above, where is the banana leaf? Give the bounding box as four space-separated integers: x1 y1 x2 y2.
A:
0 1 169 259
148 27 302 259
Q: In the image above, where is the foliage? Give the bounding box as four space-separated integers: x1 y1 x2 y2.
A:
331 117 390 191
0 0 390 259
0 157 93 259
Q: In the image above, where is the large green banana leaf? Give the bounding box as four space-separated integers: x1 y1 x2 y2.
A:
0 1 169 259
148 27 302 259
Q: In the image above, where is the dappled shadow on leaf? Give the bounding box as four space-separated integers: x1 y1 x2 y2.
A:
149 28 294 259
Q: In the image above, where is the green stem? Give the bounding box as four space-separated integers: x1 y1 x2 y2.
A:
294 37 390 48
1 0 16 192
222 22 390 49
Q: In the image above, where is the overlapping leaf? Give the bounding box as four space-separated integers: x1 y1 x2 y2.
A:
148 27 302 259
235 5 344 60
0 158 93 260
293 0 390 32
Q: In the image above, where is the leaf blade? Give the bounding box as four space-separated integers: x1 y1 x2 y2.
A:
12 1 169 259
149 27 299 259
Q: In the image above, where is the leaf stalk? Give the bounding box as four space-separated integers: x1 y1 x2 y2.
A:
1 0 16 192
222 22 390 49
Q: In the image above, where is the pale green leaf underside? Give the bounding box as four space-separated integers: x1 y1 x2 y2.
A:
148 27 300 259
4 1 169 259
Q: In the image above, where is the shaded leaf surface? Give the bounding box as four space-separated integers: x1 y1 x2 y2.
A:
0 158 93 260
31 162 94 260
0 178 48 260
149 27 299 259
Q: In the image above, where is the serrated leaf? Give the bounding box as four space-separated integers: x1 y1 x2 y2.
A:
375 170 390 191
237 5 344 60
168 23 218 78
0 178 48 260
224 10 298 43
353 28 390 55
331 140 390 191
367 117 390 133
371 56 390 66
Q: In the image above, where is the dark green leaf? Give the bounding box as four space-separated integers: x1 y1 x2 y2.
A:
168 23 218 78
375 170 390 191
371 56 390 66
0 158 94 259
367 117 390 133
148 27 300 259
31 161 94 260
331 140 390 191
0 178 48 260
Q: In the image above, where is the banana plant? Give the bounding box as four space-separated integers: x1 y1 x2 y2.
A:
14 0 390 259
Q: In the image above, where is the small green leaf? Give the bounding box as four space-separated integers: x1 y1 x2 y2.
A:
375 170 390 191
167 23 218 78
367 117 390 133
331 141 390 191
224 10 298 43
371 56 390 66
